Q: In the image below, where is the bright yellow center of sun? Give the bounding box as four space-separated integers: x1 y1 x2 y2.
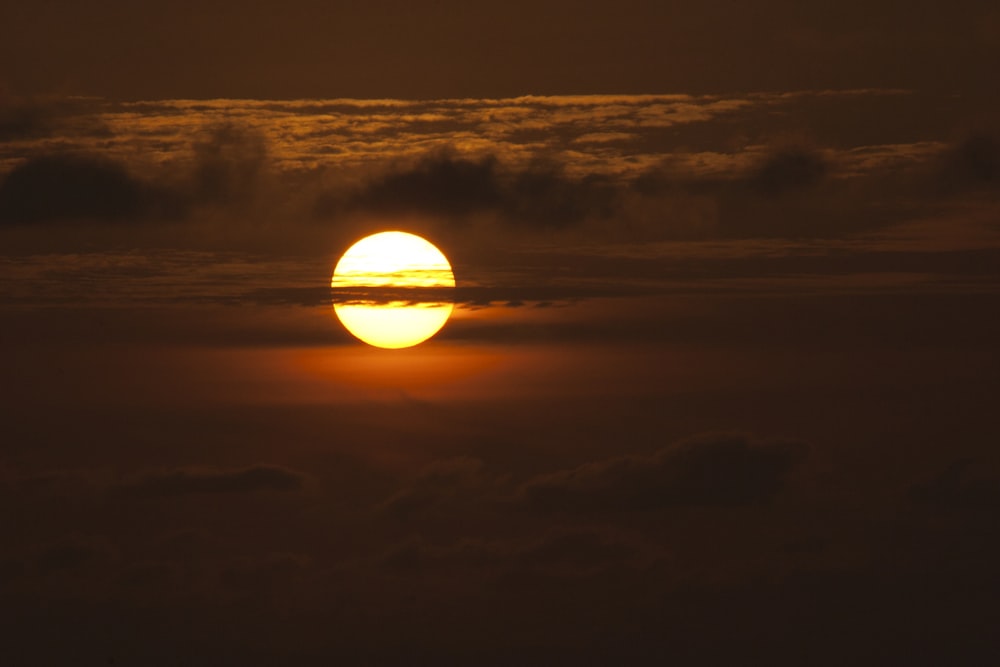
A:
331 231 455 349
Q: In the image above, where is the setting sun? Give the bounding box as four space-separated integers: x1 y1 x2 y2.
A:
331 231 455 349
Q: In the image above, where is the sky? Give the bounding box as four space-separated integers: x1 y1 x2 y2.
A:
2 2 1000 665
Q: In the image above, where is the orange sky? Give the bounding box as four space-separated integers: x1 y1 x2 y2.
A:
2 8 1000 662
3 1 999 99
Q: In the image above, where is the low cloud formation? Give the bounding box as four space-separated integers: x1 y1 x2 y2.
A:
34 537 117 575
378 457 491 518
221 552 312 593
509 530 639 575
190 123 269 205
120 464 308 497
940 134 1000 188
0 100 48 142
0 154 184 224
0 96 110 143
2 93 989 240
521 433 807 512
380 529 641 577
342 154 502 218
373 433 808 521
0 124 272 225
910 459 1000 512
327 153 618 228
750 148 828 194
323 144 901 240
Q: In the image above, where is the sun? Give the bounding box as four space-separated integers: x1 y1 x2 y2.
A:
331 231 455 349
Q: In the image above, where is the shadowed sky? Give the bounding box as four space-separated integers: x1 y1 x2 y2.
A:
3 0 1000 99
2 4 1000 665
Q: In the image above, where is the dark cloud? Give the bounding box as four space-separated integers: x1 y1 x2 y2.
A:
377 457 490 518
380 530 640 577
34 537 116 575
190 123 269 205
321 143 900 240
510 530 638 575
0 94 990 244
910 459 1000 513
0 96 111 143
0 123 272 225
326 153 618 228
379 537 488 572
941 134 1000 188
342 154 502 217
0 113 970 241
521 433 807 512
750 148 828 195
504 161 618 227
221 552 311 593
0 100 49 142
0 154 185 224
555 137 947 238
119 464 308 497
377 433 808 524
36 544 99 574
119 560 181 590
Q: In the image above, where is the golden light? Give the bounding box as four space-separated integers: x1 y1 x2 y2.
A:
331 231 455 349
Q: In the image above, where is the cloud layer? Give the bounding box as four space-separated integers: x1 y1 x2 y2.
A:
1 91 994 249
0 154 182 224
521 433 807 511
119 465 309 496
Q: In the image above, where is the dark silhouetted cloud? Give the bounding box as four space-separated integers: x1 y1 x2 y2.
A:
374 433 808 523
0 122 275 225
910 459 1000 512
190 123 268 205
323 141 918 240
941 134 1000 187
221 552 312 592
341 154 502 217
120 464 308 497
0 101 49 142
510 530 638 574
327 153 618 228
379 529 640 577
33 537 116 575
504 161 618 227
36 544 98 574
521 433 807 512
1 93 979 240
0 154 185 224
750 148 828 194
378 457 489 518
0 97 111 143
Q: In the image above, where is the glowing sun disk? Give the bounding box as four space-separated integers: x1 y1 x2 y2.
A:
331 231 455 349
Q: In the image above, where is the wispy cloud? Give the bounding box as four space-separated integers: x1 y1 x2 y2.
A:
0 89 923 182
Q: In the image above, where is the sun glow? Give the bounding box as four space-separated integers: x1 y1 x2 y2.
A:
331 231 455 349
